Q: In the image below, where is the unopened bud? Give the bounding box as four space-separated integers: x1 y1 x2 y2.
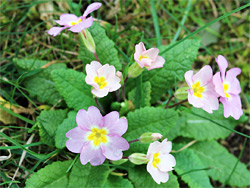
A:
128 153 148 165
127 62 144 78
79 29 96 53
139 132 163 143
111 158 128 165
174 87 189 100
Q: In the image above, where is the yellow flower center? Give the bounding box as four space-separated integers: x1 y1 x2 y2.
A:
152 152 160 168
69 18 82 26
88 127 108 146
223 82 230 98
138 55 149 61
94 76 107 89
192 81 205 98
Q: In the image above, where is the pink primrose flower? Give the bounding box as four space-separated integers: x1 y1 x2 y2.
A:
48 2 102 36
146 139 176 184
134 42 165 70
185 65 219 113
213 55 243 120
66 106 129 166
85 61 121 98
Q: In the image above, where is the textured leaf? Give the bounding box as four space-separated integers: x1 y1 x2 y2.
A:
51 69 96 111
190 141 250 187
68 160 110 188
14 58 66 105
142 39 200 102
55 111 77 149
37 109 68 147
128 166 179 188
25 160 72 188
174 148 212 188
78 22 122 70
128 81 151 106
180 106 239 140
124 107 178 154
104 175 133 188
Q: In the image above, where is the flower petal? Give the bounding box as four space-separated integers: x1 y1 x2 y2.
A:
157 154 176 172
65 127 87 153
142 48 159 62
85 61 102 85
76 106 103 130
68 16 93 32
147 160 169 184
147 139 172 158
83 2 102 18
225 68 241 95
80 143 105 166
91 87 109 98
187 91 203 108
54 14 78 26
184 70 194 93
147 55 165 70
101 136 129 161
213 72 225 97
48 26 67 36
193 65 213 85
216 55 228 80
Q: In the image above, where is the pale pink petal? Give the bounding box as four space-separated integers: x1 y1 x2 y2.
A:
147 160 169 184
147 56 165 70
187 91 203 108
216 55 228 80
157 154 176 172
202 94 219 112
91 87 109 98
220 94 243 120
80 143 105 166
103 112 128 136
184 70 194 93
147 139 172 158
142 48 159 62
101 136 129 161
159 139 172 155
59 14 78 25
68 16 93 32
97 64 112 77
48 26 67 36
85 61 102 86
228 78 241 95
225 68 241 95
213 72 225 97
135 42 146 55
107 76 121 92
76 106 103 130
65 127 87 153
147 141 161 159
140 58 152 68
193 65 213 85
83 2 102 18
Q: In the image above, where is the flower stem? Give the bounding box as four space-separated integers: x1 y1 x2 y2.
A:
122 156 129 159
128 138 140 144
122 77 128 101
93 52 100 62
168 99 188 108
171 140 197 153
165 95 175 109
95 97 105 114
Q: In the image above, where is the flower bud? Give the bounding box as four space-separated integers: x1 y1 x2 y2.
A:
174 87 189 100
127 62 144 78
128 153 148 165
79 29 96 53
111 158 128 165
139 132 163 143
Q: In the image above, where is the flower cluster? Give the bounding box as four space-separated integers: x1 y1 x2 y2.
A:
185 55 242 120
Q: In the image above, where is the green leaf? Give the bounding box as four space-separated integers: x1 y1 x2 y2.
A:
68 160 110 188
51 69 96 111
55 111 77 149
14 58 66 105
128 166 179 188
143 39 200 103
180 106 239 140
25 160 72 188
124 107 178 154
104 175 133 188
37 109 68 147
174 148 212 188
190 141 250 187
78 22 122 70
128 81 151 107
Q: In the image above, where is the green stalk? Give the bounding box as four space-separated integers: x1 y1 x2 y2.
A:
150 0 161 47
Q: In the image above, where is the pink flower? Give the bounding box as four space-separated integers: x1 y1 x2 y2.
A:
146 139 176 184
134 42 165 70
85 61 121 98
48 2 102 36
213 55 243 120
185 65 219 113
66 106 129 166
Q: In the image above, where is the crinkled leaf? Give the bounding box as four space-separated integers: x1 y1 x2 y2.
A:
128 166 179 188
124 107 178 154
14 58 66 105
128 81 151 107
190 141 250 187
37 109 68 147
78 22 122 70
25 160 72 188
104 175 133 188
142 39 200 103
68 160 110 188
51 69 96 111
55 111 77 149
174 148 212 188
180 106 239 140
